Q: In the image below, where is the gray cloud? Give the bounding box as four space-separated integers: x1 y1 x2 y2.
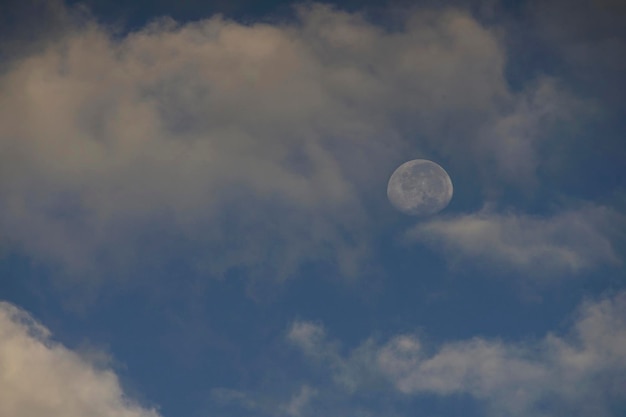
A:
290 291 626 417
407 204 622 279
0 3 585 287
0 301 161 417
528 0 626 91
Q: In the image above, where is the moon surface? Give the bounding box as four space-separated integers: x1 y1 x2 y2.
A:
387 159 453 216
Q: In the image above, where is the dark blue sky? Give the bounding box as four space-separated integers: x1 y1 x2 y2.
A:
0 1 624 417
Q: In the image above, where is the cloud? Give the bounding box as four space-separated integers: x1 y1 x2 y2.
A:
0 0 73 67
287 321 385 393
0 3 584 287
280 385 317 417
209 384 317 417
527 0 626 100
0 301 161 417
479 77 584 185
378 291 626 416
407 204 622 279
290 291 626 417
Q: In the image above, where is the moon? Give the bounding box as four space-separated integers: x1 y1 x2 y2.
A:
387 159 453 216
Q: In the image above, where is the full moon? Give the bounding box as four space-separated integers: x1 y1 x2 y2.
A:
387 159 453 216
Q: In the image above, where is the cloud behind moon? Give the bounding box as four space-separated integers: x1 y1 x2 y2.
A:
387 159 453 216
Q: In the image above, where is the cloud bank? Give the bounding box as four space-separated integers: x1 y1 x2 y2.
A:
0 3 587 287
289 291 626 417
0 301 161 417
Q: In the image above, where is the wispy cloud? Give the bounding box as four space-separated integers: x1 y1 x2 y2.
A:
407 204 622 279
280 385 317 417
378 291 626 416
289 291 626 417
209 384 317 417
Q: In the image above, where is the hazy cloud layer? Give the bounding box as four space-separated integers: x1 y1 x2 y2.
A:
0 301 161 417
528 0 626 103
1 2 624 417
289 291 626 417
0 3 583 286
407 204 622 278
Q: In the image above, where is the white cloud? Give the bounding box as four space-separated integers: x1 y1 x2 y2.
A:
0 301 161 417
290 291 626 417
0 3 584 285
407 204 621 279
378 291 626 416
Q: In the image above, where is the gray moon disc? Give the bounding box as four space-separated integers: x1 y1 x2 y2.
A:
387 159 453 216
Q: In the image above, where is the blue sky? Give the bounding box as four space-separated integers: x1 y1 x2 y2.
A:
0 1 625 417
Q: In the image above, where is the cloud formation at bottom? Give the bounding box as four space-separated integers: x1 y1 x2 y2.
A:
3 292 625 417
289 291 626 417
0 302 161 417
